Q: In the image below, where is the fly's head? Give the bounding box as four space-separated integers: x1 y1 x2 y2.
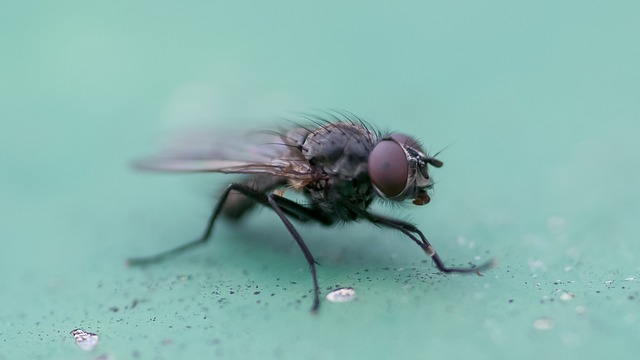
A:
367 133 443 206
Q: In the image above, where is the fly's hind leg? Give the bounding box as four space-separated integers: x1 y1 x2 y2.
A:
128 183 327 313
127 183 250 266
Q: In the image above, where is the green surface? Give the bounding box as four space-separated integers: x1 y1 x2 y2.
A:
2 1 640 359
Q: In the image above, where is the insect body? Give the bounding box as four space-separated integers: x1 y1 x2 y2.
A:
130 114 493 312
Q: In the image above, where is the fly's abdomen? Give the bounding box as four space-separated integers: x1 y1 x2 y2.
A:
221 175 287 220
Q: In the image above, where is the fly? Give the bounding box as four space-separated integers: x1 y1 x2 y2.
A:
129 112 494 312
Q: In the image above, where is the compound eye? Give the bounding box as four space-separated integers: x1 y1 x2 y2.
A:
368 140 408 198
389 133 423 152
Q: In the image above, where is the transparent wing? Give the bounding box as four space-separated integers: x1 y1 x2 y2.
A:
135 128 315 181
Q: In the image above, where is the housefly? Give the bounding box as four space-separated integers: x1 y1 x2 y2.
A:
129 112 494 312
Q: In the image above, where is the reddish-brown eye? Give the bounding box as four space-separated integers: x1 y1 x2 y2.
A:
390 133 422 152
368 140 408 198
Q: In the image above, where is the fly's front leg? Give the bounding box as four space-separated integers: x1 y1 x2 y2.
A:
375 215 494 274
339 200 494 274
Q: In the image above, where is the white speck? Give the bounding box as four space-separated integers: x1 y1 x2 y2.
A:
326 287 357 303
560 292 575 301
456 236 476 248
533 317 554 331
564 266 572 272
547 216 567 232
575 306 587 315
70 329 99 351
604 280 614 285
483 318 504 343
624 277 635 281
95 355 115 360
528 259 546 271
624 313 637 324
547 216 569 242
561 332 582 347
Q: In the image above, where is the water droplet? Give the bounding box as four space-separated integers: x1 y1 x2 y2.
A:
70 329 99 351
326 287 357 303
560 292 575 301
533 317 554 331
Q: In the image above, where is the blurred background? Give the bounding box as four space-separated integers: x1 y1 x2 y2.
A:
1 1 639 359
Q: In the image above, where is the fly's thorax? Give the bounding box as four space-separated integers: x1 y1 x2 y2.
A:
302 122 377 180
300 122 378 219
284 127 312 148
368 133 443 206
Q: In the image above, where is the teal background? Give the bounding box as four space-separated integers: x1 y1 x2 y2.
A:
2 1 639 359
